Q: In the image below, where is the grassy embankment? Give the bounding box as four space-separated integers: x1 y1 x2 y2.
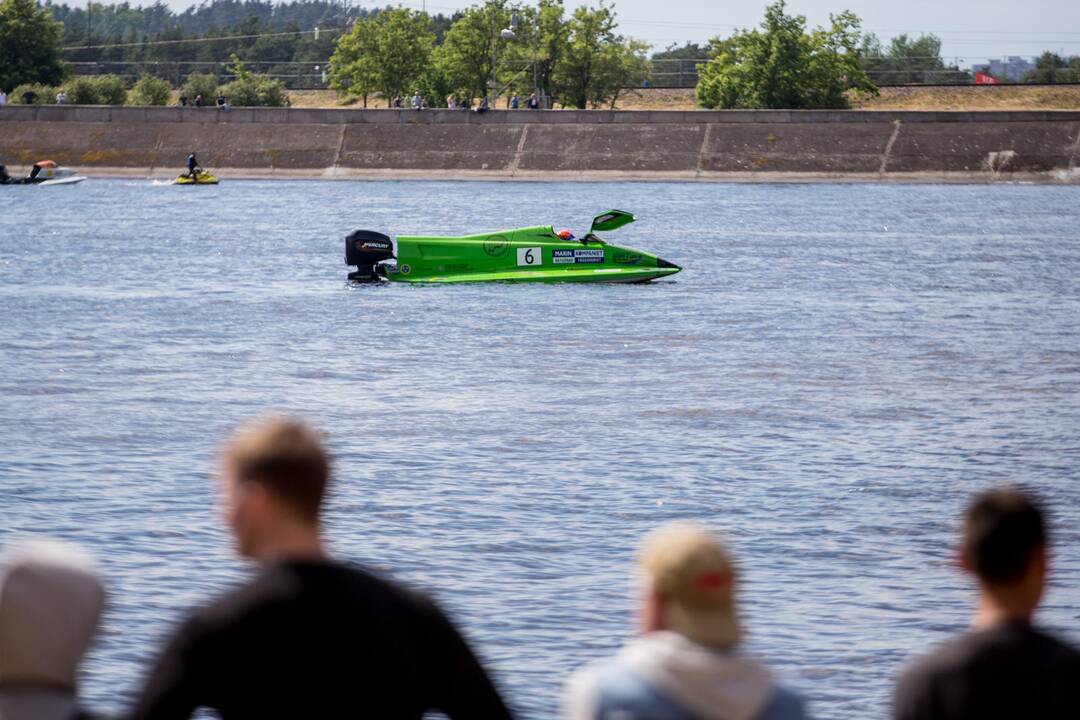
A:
275 85 1080 110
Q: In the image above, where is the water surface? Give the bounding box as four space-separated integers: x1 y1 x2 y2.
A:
2 179 1079 718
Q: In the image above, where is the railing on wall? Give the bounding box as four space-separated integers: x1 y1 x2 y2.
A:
65 57 1077 89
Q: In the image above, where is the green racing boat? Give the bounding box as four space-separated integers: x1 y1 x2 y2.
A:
345 210 680 284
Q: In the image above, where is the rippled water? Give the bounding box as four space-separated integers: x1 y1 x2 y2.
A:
2 179 1079 719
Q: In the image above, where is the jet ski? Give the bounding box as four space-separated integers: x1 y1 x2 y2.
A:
1 161 87 185
174 168 219 185
345 210 680 284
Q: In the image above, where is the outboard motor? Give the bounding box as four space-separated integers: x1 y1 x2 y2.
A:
345 230 394 281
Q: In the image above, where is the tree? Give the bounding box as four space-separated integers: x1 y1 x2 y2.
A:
434 0 514 102
501 0 568 100
860 33 949 84
652 42 708 61
550 2 649 109
0 0 68 90
696 1 875 110
330 8 434 106
330 15 378 103
1023 52 1080 83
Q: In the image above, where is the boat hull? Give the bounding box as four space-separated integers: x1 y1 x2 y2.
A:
388 266 679 283
37 176 86 186
381 225 680 284
174 172 219 185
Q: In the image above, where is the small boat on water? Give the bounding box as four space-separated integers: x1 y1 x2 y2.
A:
0 160 87 186
345 210 681 284
173 169 219 185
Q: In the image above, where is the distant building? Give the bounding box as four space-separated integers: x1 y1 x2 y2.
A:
974 56 1035 81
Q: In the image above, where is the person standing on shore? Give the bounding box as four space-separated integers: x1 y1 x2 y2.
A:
131 416 515 720
0 540 106 720
411 89 423 110
564 521 807 720
527 92 539 109
0 88 7 106
894 487 1080 719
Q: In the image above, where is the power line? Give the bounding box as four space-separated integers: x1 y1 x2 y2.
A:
59 26 345 51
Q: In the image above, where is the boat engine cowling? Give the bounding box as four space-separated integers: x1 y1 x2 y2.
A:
345 230 394 281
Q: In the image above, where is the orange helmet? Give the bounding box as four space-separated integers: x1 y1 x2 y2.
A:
557 229 574 240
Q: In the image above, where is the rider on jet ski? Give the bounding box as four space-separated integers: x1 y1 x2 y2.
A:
1 163 41 184
187 152 199 179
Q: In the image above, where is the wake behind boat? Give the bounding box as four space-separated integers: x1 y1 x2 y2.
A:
345 210 680 284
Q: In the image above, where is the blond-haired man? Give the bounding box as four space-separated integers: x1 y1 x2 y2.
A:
132 416 514 719
565 522 806 720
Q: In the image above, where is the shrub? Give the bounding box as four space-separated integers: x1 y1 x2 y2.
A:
180 72 219 105
129 74 171 105
61 76 99 104
9 82 53 104
217 74 287 107
58 74 127 104
90 74 127 105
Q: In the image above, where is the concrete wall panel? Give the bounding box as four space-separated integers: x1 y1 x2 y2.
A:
1 107 1077 180
888 122 1077 172
701 123 893 172
205 124 341 168
518 124 703 172
338 125 522 170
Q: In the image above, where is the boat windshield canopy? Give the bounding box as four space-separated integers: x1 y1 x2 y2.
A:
589 209 635 234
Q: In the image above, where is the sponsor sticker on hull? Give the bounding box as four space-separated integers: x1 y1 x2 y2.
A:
484 235 510 257
553 248 605 264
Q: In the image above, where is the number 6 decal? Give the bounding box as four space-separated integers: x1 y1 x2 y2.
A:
517 247 542 266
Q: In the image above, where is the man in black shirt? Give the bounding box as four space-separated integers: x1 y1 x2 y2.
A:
131 417 514 720
894 487 1080 719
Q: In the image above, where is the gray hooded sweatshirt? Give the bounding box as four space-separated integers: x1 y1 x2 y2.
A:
565 631 807 720
0 540 105 720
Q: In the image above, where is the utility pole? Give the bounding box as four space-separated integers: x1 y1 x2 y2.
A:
490 4 497 102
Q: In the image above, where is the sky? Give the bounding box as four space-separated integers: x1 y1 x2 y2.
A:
156 0 1080 63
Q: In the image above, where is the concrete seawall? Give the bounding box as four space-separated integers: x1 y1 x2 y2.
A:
2 106 1079 182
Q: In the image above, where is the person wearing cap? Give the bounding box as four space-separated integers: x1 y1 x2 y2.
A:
564 521 807 720
893 487 1080 719
0 539 106 720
